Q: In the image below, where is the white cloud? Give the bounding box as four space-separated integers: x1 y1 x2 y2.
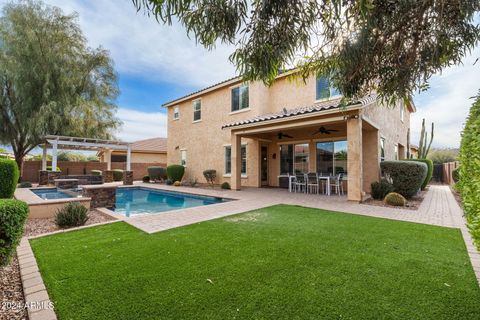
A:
41 0 237 88
115 108 167 142
412 47 480 148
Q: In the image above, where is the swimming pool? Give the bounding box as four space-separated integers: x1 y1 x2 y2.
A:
114 187 227 217
31 188 75 200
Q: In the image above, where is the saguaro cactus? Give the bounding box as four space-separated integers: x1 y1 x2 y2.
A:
417 118 434 159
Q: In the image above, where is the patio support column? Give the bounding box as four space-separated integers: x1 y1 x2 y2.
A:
231 133 242 190
51 140 58 172
41 144 47 171
347 115 363 202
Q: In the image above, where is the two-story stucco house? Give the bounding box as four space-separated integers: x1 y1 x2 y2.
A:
163 71 415 202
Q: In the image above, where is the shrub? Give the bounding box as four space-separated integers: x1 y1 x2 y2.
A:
18 181 32 188
167 165 185 182
452 167 460 183
55 202 89 228
384 192 406 206
147 166 167 182
46 165 61 172
91 170 102 176
371 179 394 200
165 179 173 185
142 175 150 183
0 159 19 198
112 169 124 182
173 181 181 186
459 93 480 248
221 182 231 190
408 159 433 190
0 199 28 266
203 169 216 188
380 161 427 198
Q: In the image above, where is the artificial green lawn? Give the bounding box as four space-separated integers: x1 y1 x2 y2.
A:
30 205 480 319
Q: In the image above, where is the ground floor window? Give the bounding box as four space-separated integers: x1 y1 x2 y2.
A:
394 145 399 160
280 143 309 174
316 140 347 175
224 145 246 175
380 138 386 161
180 150 187 166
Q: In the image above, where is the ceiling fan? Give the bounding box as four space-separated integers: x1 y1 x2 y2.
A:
277 132 294 139
312 126 339 135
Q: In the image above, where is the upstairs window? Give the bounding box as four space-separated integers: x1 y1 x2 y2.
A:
173 107 179 120
193 100 201 121
316 76 341 100
231 85 249 112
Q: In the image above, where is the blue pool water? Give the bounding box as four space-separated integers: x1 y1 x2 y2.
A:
114 187 226 217
31 188 74 200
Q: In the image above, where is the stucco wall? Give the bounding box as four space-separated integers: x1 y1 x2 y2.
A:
166 74 412 188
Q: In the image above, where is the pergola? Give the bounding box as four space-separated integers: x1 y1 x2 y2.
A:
42 135 132 172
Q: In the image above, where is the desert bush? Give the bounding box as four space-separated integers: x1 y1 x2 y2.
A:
427 148 458 164
91 170 102 176
221 182 231 190
55 202 89 228
167 165 185 182
165 179 173 185
371 179 394 200
203 169 216 188
173 181 181 186
142 175 150 183
380 161 427 198
181 178 198 187
408 159 433 190
112 169 124 182
46 165 61 172
384 192 406 206
0 158 19 198
0 199 28 266
18 181 32 188
147 166 167 182
458 93 480 248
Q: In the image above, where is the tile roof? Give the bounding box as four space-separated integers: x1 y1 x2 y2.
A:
131 137 167 153
221 95 377 129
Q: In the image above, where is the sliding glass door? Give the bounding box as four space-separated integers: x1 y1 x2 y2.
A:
316 140 348 175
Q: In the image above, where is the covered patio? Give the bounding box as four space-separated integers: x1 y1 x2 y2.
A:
224 104 380 202
39 135 133 185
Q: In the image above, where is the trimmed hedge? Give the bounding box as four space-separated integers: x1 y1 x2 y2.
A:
371 179 394 200
459 93 480 248
380 161 427 198
0 199 28 266
408 159 433 190
167 165 185 182
55 202 89 228
142 175 150 183
147 166 167 182
0 158 19 198
112 169 124 182
221 182 231 190
452 167 460 183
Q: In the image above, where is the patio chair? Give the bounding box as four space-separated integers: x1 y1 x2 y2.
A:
330 173 344 195
292 173 306 193
306 172 319 194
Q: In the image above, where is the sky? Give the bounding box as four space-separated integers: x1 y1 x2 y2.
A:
1 0 479 150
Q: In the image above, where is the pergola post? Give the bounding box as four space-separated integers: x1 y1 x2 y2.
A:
51 140 58 172
231 133 242 190
41 144 47 171
123 144 133 185
105 149 112 170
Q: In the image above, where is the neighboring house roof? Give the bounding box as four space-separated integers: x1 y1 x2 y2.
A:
131 137 167 153
221 95 377 129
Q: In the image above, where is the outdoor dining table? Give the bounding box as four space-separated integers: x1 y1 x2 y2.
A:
287 174 331 195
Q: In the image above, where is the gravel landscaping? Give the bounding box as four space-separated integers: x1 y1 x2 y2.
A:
0 255 27 320
363 190 426 210
25 209 116 237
